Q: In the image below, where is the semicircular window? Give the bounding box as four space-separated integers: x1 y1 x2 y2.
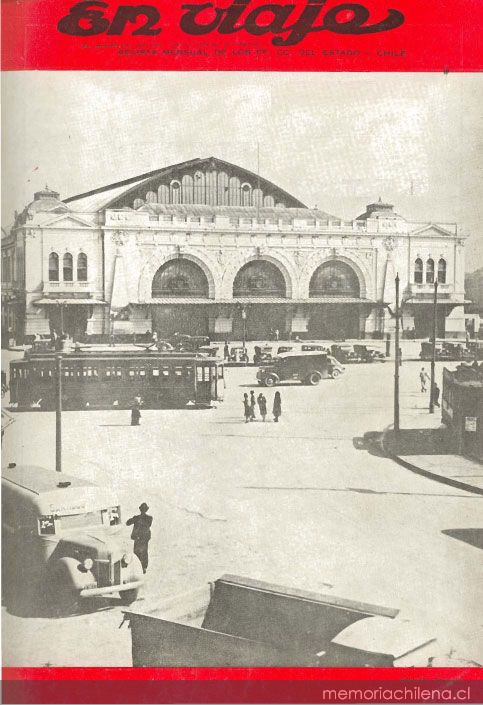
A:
152 259 209 298
233 260 286 298
309 261 360 298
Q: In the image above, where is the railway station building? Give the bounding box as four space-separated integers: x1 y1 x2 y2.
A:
2 157 468 343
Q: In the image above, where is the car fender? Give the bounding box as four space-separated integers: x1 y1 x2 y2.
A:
124 554 144 583
48 556 94 592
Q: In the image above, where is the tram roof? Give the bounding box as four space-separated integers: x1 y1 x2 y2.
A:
15 350 221 362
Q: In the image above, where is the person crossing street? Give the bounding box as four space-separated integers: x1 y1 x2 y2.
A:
126 503 153 574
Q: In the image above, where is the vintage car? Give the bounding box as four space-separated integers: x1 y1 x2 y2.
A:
257 351 345 386
330 344 360 364
253 346 273 366
198 346 220 358
420 340 472 361
353 344 386 362
229 346 249 363
2 464 144 614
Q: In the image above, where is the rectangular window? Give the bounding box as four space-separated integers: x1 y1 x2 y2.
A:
116 368 122 377
197 366 203 382
175 367 183 381
139 368 146 377
152 368 159 377
129 369 135 378
162 367 169 378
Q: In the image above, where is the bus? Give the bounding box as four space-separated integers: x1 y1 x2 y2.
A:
9 349 224 411
2 463 144 614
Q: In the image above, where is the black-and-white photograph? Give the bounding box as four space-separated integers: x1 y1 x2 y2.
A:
1 71 482 669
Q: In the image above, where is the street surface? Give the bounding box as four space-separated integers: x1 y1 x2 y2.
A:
2 357 482 666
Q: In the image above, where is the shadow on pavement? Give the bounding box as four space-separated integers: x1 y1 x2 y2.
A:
383 427 454 456
442 528 483 550
352 431 386 458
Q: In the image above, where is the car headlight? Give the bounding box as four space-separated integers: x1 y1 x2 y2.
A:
122 553 133 566
83 557 94 570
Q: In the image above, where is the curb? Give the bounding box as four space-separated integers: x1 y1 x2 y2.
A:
380 426 483 496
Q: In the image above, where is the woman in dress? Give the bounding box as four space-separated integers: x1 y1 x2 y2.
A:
273 391 281 423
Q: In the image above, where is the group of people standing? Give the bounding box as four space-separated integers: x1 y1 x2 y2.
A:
243 390 282 423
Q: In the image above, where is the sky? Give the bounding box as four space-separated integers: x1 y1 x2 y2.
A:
2 71 482 271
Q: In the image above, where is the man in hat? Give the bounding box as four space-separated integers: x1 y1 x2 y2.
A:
126 503 153 574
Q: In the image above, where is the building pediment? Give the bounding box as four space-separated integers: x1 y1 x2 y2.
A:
409 223 457 238
39 213 96 229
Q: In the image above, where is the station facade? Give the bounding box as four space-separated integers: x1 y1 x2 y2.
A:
2 157 468 343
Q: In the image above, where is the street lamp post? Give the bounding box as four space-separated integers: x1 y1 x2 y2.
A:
429 279 439 414
394 274 400 434
56 354 62 472
241 307 247 352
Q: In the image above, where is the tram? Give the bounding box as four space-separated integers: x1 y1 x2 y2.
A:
9 349 224 410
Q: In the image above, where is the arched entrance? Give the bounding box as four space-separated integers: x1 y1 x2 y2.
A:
151 259 210 337
232 260 288 340
308 261 361 340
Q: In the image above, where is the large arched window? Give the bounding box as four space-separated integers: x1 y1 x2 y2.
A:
63 253 73 281
414 257 423 284
152 259 209 298
426 258 434 284
233 260 286 298
48 252 59 281
309 261 360 297
438 258 447 284
77 253 88 281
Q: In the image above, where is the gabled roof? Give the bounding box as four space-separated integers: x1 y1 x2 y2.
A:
64 156 307 211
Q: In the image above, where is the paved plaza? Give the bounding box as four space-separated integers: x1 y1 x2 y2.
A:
2 358 482 666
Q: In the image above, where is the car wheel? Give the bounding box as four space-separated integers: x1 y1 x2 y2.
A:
307 371 322 386
331 369 340 378
265 375 277 387
119 588 139 605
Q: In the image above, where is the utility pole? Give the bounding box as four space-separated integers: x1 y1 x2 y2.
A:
241 307 247 353
429 279 438 414
394 274 400 434
56 354 62 472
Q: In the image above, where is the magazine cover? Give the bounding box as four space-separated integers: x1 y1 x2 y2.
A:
1 1 482 703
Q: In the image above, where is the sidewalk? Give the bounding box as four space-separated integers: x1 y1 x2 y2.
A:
382 406 483 495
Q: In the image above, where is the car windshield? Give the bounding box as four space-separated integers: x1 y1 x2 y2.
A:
59 511 104 530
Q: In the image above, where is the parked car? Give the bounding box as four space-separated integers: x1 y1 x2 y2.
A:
199 346 220 357
331 344 360 364
229 346 249 363
353 344 386 362
257 351 345 386
253 345 273 366
419 340 472 361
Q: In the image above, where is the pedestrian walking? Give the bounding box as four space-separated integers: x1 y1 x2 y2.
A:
224 341 229 360
152 331 158 344
274 329 279 341
432 382 441 407
419 367 430 392
257 393 267 421
131 398 141 426
249 390 257 420
273 391 282 423
399 347 403 367
126 503 152 574
243 393 251 423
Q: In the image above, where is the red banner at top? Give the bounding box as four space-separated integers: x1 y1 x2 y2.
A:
2 0 483 71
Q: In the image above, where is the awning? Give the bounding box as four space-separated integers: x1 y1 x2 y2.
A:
33 298 108 306
145 297 378 305
403 298 470 305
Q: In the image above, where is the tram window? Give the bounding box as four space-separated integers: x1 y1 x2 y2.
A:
197 367 203 382
139 368 145 377
162 368 169 378
175 367 183 381
129 369 135 378
152 368 159 377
